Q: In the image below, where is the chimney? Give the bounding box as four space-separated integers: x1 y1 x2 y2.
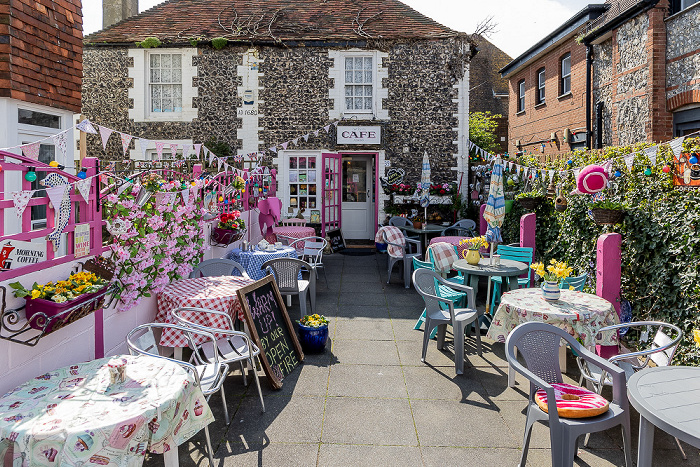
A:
103 0 139 29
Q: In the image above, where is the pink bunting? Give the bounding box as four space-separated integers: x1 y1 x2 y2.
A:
120 132 133 156
193 144 202 157
170 143 179 158
155 142 165 160
21 142 41 160
11 191 32 219
99 125 114 151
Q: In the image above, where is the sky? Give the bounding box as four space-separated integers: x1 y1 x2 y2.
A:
82 0 595 58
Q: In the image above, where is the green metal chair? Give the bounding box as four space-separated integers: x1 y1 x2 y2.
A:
412 257 466 339
559 273 587 291
490 245 534 311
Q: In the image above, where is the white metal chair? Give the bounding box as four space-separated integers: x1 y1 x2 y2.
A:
506 322 632 467
126 323 228 467
440 219 476 237
413 268 481 375
190 258 250 279
262 257 316 318
280 218 307 226
289 236 328 283
171 307 265 416
382 228 422 288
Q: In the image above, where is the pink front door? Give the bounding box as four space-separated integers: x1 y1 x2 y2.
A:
321 153 341 237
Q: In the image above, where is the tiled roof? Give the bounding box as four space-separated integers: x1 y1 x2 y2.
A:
85 0 461 44
582 0 659 40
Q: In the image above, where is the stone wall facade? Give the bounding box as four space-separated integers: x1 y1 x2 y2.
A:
665 2 700 111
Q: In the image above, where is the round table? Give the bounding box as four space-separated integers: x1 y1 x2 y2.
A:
430 236 470 257
227 245 298 280
156 276 254 349
628 366 700 467
0 355 213 466
453 258 529 317
266 226 316 252
397 224 445 251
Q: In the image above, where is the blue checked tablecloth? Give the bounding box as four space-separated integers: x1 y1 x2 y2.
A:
227 246 299 280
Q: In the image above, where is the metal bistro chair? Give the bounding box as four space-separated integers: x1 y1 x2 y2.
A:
559 273 588 291
382 227 422 288
577 321 686 456
506 322 632 467
262 257 316 318
289 236 328 283
281 217 308 226
171 307 265 416
126 323 229 467
413 268 481 375
440 219 476 237
489 244 534 310
389 216 419 240
190 258 250 280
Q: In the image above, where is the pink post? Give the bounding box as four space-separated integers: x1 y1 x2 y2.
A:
520 213 536 286
479 204 487 236
596 233 622 358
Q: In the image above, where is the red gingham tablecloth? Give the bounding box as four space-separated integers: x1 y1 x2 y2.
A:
430 236 470 258
266 226 316 253
156 276 254 348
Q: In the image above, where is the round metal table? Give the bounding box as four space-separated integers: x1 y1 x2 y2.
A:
453 257 529 302
628 366 700 467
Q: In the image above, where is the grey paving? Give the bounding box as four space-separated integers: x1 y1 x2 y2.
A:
144 253 700 466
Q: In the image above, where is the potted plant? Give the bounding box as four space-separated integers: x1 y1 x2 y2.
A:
9 271 109 332
211 210 246 246
531 259 573 301
588 199 625 225
459 236 488 265
515 190 544 211
297 314 329 353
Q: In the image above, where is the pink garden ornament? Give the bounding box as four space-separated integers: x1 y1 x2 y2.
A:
576 165 608 194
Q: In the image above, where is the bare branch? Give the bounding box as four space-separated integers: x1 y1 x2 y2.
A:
473 16 498 38
353 7 383 38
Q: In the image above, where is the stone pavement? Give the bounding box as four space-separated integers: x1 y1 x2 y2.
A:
146 253 699 466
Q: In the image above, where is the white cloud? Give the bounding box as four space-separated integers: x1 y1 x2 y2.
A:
83 0 593 57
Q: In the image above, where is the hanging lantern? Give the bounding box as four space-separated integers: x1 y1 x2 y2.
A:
614 169 622 178
77 168 88 179
25 167 37 182
689 154 698 165
49 161 59 167
662 165 671 173
644 166 652 176
218 195 224 202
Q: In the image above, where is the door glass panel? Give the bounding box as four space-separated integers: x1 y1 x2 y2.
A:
343 160 367 202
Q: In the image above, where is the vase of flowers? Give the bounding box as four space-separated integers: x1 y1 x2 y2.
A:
460 236 488 265
211 210 245 246
297 314 329 353
531 259 573 301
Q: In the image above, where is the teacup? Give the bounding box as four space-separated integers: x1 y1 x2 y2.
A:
275 242 283 249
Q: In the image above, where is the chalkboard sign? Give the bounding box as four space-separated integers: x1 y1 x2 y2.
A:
327 228 345 253
236 275 304 389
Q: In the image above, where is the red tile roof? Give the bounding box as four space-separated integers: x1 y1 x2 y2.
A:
85 0 462 44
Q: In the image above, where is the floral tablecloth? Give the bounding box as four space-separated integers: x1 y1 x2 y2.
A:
156 276 254 347
487 288 620 347
227 246 298 280
0 355 213 466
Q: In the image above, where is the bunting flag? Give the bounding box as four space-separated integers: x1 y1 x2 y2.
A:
234 154 243 163
120 132 133 156
76 119 97 134
549 170 555 183
155 141 165 160
117 181 132 195
669 137 684 159
21 142 41 160
293 138 299 146
314 130 320 137
281 142 289 150
517 165 522 176
170 143 179 158
269 146 278 153
333 121 339 127
193 143 202 157
99 125 114 150
45 185 68 210
323 125 331 133
217 158 223 171
602 160 613 175
573 168 581 180
51 132 68 160
75 177 92 203
11 191 32 219
522 167 529 179
181 188 190 205
624 154 635 171
139 139 150 159
303 134 310 142
644 145 658 166
182 144 191 158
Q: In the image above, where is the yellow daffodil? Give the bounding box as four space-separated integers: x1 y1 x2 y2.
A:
694 329 700 347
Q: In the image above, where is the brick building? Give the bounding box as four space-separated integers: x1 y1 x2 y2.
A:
500 5 606 157
82 0 474 242
0 0 82 164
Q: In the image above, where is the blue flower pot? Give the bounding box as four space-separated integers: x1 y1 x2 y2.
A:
375 242 387 253
297 323 329 353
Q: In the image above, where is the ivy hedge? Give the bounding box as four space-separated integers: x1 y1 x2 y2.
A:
500 137 700 364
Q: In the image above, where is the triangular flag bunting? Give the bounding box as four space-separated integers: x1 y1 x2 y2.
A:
51 132 68 160
303 134 310 142
281 142 289 150
170 143 179 158
11 191 32 219
669 137 684 159
573 168 581 180
99 125 114 151
522 167 529 178
76 119 97 134
208 149 215 164
45 185 68 211
75 177 92 203
217 158 223 171
139 139 150 159
549 170 555 183
120 132 133 156
644 146 658 166
182 144 191 158
516 165 522 176
181 188 190 205
323 125 331 133
332 121 339 127
193 144 202 157
314 130 320 137
155 142 165 160
21 142 41 160
269 146 278 153
624 154 634 171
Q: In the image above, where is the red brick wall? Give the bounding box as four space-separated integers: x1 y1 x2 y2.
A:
0 0 83 112
647 1 672 142
506 39 588 157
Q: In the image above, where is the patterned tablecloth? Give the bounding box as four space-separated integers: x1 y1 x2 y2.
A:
227 246 298 280
156 276 254 347
265 226 316 253
430 236 470 257
487 288 620 347
0 355 213 466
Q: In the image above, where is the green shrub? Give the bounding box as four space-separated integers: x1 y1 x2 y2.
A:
211 37 228 50
135 37 161 48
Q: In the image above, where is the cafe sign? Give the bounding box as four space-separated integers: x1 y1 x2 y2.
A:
0 240 46 271
337 126 381 145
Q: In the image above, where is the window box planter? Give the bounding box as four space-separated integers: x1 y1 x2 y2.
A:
25 286 109 334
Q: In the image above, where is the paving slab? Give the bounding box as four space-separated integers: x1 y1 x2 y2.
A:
335 317 395 341
318 444 423 467
328 364 407 398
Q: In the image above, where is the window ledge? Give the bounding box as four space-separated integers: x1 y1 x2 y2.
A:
534 102 546 109
516 110 526 116
558 92 573 100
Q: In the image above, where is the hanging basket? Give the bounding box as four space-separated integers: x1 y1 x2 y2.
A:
517 197 542 211
211 227 244 246
590 208 624 225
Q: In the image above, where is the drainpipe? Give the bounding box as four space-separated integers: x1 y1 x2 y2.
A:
585 44 593 150
596 102 604 149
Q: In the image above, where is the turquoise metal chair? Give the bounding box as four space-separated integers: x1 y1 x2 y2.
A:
412 257 466 339
490 245 534 311
559 273 587 291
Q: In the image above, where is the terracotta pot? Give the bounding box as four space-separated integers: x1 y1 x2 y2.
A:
413 221 422 229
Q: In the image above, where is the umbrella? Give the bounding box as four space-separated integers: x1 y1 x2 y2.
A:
483 157 506 313
420 151 431 222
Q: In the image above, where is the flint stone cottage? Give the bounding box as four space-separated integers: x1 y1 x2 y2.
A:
82 0 474 242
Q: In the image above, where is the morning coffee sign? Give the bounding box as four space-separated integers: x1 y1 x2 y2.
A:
0 240 46 271
337 126 381 145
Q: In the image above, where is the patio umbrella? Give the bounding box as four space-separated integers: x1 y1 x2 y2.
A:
420 151 431 222
483 157 506 313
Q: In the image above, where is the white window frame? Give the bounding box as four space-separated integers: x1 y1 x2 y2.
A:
343 55 374 114
329 49 389 120
128 48 198 123
273 150 322 219
518 80 526 113
148 52 183 114
561 54 571 96
537 68 546 105
681 0 699 10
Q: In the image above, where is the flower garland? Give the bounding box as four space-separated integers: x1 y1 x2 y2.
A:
104 179 209 312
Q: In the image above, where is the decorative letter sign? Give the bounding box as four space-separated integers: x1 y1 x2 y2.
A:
74 223 91 258
0 240 46 270
336 126 381 145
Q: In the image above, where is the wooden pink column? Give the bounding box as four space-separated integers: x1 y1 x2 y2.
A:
596 232 622 358
479 204 487 236
520 213 536 286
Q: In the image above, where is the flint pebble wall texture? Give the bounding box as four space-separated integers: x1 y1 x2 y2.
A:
666 4 700 100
